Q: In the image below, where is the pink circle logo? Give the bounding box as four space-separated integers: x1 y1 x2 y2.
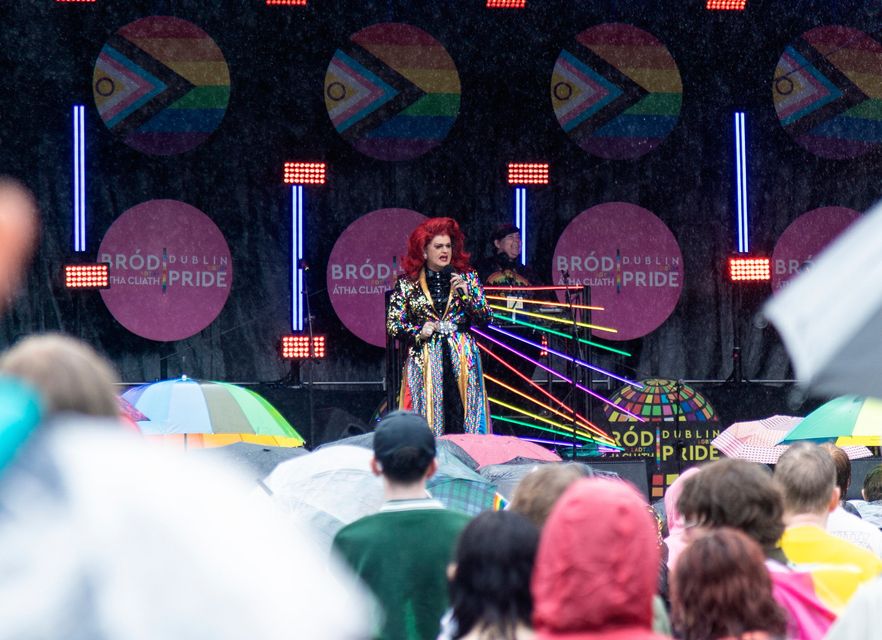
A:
328 209 427 346
772 206 860 291
553 203 683 341
98 200 232 342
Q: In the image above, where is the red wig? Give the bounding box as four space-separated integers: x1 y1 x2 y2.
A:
400 217 472 280
671 528 788 640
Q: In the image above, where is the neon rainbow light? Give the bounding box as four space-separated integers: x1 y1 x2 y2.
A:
522 436 582 448
492 311 631 356
735 111 749 252
490 413 610 447
72 105 86 252
473 328 645 421
515 187 527 265
490 396 604 441
488 303 617 333
485 285 581 292
488 324 637 386
485 374 602 440
486 294 602 312
291 185 304 331
491 415 597 443
477 343 612 440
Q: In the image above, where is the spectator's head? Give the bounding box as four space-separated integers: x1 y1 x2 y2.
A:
820 443 851 500
448 510 539 639
532 478 658 637
371 410 436 485
774 442 838 518
671 528 788 640
0 333 120 418
510 463 586 528
0 177 39 310
862 464 882 502
677 459 784 554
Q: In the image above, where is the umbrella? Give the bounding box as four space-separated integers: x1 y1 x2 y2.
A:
439 433 561 469
122 377 304 448
764 200 882 400
782 396 882 447
431 445 499 515
263 445 384 549
713 414 872 464
190 442 309 480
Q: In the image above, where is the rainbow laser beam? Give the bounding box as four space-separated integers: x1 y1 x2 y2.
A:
490 414 597 443
492 311 631 357
487 325 640 388
490 397 606 441
485 285 581 292
484 374 607 442
476 342 614 441
487 302 617 333
473 328 645 422
486 295 603 312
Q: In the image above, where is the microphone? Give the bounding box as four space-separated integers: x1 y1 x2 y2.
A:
442 265 469 302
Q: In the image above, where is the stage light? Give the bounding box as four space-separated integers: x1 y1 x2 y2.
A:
64 263 109 289
56 0 96 3
281 335 326 360
734 112 749 252
491 311 632 356
266 0 307 5
487 302 617 334
283 162 326 185
728 256 770 282
707 0 746 9
72 105 86 252
508 163 548 185
487 0 526 7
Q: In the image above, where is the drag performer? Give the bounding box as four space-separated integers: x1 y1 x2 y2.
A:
386 217 491 436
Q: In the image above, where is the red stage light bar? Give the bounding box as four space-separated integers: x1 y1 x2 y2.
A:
508 163 549 185
706 0 746 9
281 335 326 360
283 162 326 185
728 256 770 282
64 263 110 289
487 0 526 7
56 0 97 3
266 0 307 5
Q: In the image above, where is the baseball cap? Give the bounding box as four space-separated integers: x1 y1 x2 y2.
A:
373 410 436 463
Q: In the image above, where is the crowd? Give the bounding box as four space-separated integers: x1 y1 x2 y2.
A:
4 177 882 639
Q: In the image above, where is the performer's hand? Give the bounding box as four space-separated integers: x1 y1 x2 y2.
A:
420 321 437 339
450 274 468 298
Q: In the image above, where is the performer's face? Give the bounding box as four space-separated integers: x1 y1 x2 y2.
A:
424 234 452 271
494 232 521 260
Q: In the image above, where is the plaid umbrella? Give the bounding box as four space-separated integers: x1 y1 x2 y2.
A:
713 414 871 464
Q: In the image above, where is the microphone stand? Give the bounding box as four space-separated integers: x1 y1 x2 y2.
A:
561 269 579 461
300 260 318 448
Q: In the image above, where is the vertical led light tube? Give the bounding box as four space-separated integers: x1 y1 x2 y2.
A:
72 105 86 252
514 186 527 265
291 185 304 331
734 112 748 253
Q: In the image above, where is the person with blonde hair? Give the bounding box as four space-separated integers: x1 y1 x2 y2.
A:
0 333 120 418
509 464 587 528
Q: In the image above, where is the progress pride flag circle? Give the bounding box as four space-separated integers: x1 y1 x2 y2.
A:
98 200 232 342
328 208 427 346
553 202 683 341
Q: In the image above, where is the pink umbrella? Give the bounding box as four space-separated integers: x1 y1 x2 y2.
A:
712 415 871 464
439 433 561 469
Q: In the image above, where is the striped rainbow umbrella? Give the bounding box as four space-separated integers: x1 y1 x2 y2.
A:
122 377 304 449
782 396 882 447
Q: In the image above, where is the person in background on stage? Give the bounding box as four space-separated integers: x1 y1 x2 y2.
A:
477 223 541 289
386 217 491 436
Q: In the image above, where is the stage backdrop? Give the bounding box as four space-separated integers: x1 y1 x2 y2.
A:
2 0 881 406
